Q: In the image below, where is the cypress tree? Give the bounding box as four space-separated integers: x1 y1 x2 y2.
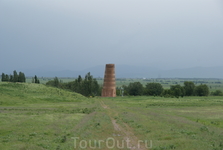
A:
34 75 40 84
34 75 38 83
22 72 26 82
18 72 22 82
13 70 18 82
18 72 26 82
1 73 5 82
5 74 9 82
9 75 13 82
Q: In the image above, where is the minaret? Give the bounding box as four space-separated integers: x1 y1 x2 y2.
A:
101 64 116 97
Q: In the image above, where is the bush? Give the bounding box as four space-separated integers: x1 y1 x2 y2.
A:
211 90 223 96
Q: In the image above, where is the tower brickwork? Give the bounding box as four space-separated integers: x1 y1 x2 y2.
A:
101 64 116 97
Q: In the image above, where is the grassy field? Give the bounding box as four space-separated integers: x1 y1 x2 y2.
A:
104 96 223 150
0 82 223 149
0 82 96 150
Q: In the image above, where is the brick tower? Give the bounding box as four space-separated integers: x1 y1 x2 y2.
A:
101 64 116 97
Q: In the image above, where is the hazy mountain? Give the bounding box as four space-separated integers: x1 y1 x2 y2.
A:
18 65 223 78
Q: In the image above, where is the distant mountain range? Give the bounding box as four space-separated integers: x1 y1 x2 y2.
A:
16 65 223 78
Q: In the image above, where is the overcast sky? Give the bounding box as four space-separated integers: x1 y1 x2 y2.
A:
1 0 223 72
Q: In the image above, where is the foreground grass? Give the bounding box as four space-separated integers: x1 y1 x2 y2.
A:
0 82 98 150
1 82 223 149
104 96 223 150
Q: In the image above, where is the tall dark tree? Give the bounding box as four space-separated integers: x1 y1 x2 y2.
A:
77 75 82 83
34 75 40 84
5 74 9 82
92 78 100 96
34 75 37 83
13 70 18 82
18 72 26 82
145 83 163 96
184 81 195 96
9 75 13 82
82 72 93 96
1 73 5 82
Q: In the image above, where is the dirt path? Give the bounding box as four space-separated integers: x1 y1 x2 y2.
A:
99 100 148 150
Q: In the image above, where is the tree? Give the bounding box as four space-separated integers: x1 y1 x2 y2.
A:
81 72 99 96
34 75 40 84
54 77 59 87
46 77 60 87
45 72 100 97
145 83 163 96
77 75 82 83
184 81 195 96
91 78 100 96
127 82 144 96
9 75 13 82
46 77 61 88
194 84 209 96
34 75 37 83
1 73 5 82
13 70 18 82
5 74 9 82
170 85 185 98
18 72 26 82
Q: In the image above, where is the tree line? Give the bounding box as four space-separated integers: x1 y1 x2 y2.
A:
2 70 222 98
119 81 210 98
1 70 26 83
1 70 41 84
46 72 100 97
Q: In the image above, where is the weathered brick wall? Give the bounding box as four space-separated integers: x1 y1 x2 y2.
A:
101 64 116 97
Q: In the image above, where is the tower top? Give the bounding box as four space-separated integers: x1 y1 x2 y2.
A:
106 64 115 68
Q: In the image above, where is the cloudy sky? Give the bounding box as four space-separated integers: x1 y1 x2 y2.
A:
1 0 223 72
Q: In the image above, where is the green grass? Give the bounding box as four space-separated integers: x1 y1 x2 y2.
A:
0 82 223 149
105 96 223 150
0 82 97 150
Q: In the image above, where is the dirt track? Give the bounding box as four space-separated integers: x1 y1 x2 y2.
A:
99 100 148 150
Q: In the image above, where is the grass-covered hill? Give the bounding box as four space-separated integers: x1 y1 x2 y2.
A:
0 82 86 105
0 82 97 150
